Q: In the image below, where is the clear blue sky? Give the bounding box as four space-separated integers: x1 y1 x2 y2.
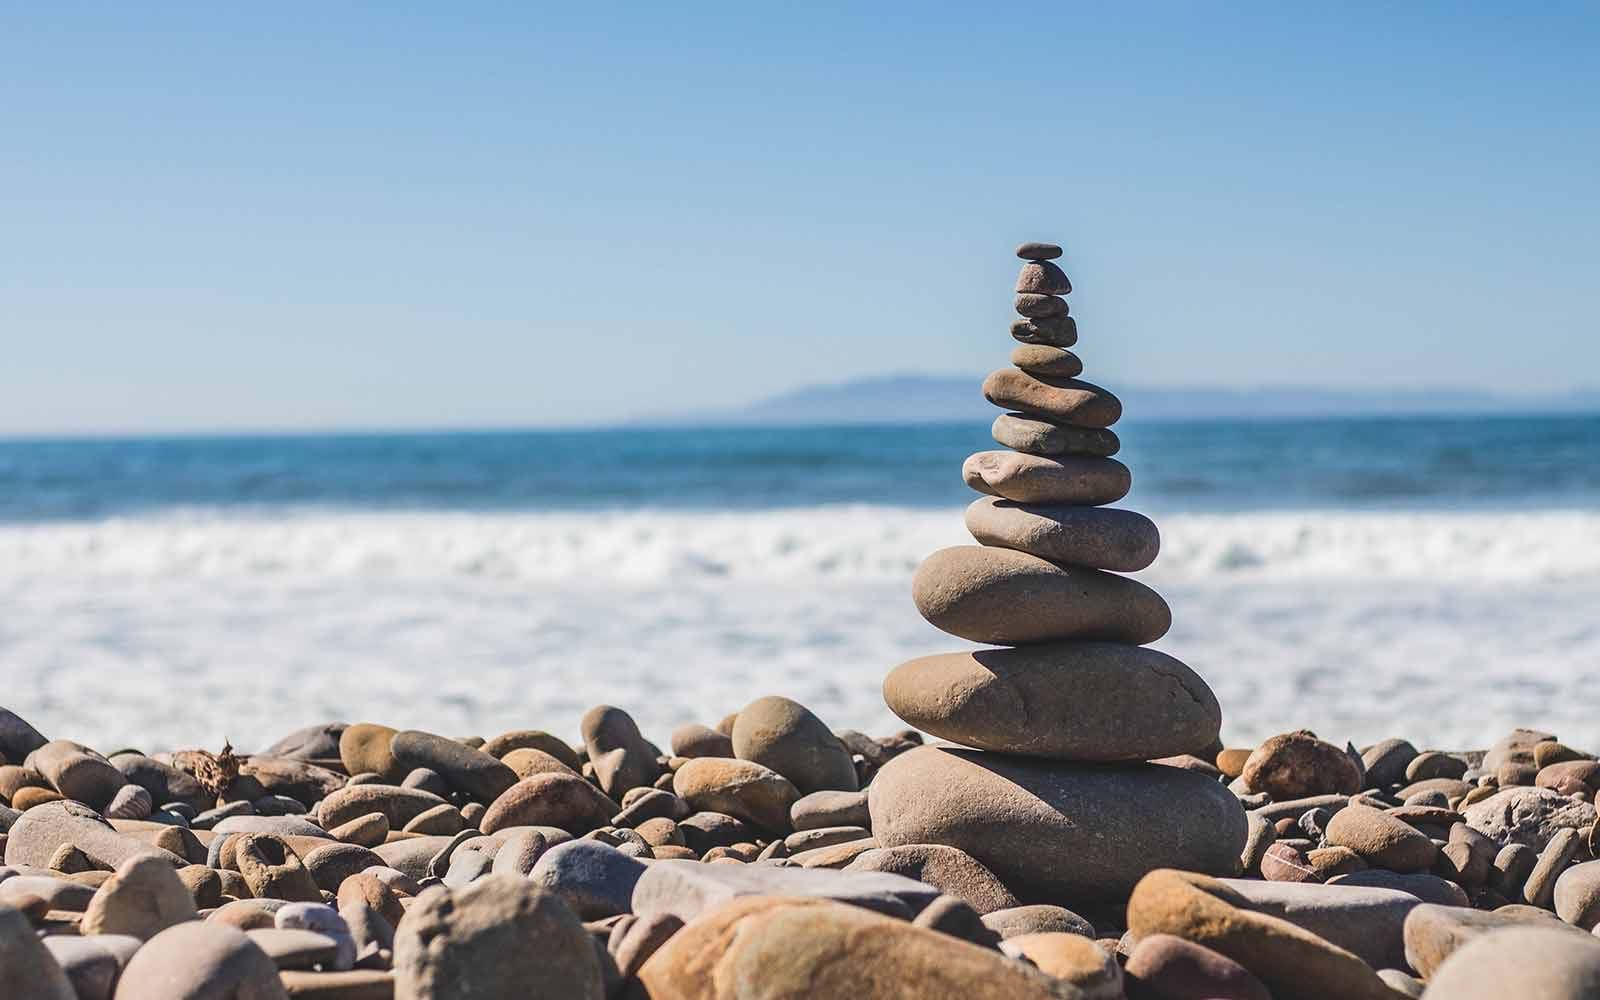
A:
3 3 1596 433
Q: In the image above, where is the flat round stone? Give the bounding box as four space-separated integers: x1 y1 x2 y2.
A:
869 746 1247 902
1010 316 1076 346
964 496 1158 571
1013 293 1068 319
983 369 1122 428
1010 345 1082 379
962 451 1130 505
912 545 1171 645
1015 242 1062 260
883 643 1219 760
991 413 1120 458
1016 261 1072 295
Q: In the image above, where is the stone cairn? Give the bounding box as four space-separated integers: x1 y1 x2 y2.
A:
867 241 1249 903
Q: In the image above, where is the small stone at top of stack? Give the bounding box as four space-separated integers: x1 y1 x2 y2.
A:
865 241 1245 905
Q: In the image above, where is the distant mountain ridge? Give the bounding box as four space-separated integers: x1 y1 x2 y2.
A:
653 374 1600 425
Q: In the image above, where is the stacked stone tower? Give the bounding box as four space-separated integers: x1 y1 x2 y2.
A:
867 242 1247 903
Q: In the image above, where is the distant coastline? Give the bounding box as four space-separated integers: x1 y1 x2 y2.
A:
644 374 1600 427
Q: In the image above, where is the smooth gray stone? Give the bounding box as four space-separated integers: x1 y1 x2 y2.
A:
1403 903 1576 978
790 790 870 832
979 904 1095 940
1216 878 1420 970
1330 870 1470 907
0 903 76 999
1249 795 1353 825
0 874 98 911
630 858 939 924
443 849 494 888
1421 925 1600 998
113 921 285 1000
4 800 181 870
529 841 647 920
870 746 1246 902
245 927 347 971
213 816 326 838
0 707 48 763
43 935 141 1000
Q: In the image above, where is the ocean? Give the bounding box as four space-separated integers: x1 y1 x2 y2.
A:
3 414 1598 752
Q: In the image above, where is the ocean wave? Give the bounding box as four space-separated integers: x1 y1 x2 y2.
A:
1 506 1597 583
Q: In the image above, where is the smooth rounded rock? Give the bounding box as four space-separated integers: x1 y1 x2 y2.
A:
983 370 1121 428
0 900 77 999
391 875 602 1000
962 451 1131 505
390 731 516 805
636 895 1076 1000
1402 902 1578 978
1016 242 1063 261
981 904 1095 940
869 746 1247 902
672 759 798 834
992 413 1119 457
883 643 1218 760
479 773 619 836
1420 925 1600 998
1325 804 1439 873
730 696 856 796
318 786 448 832
1011 345 1083 378
1555 861 1600 929
790 790 869 832
580 706 662 800
113 920 287 999
528 840 646 920
668 725 733 760
479 731 582 771
338 726 405 785
966 496 1159 571
27 741 128 812
845 844 1017 914
1124 933 1271 1000
912 546 1170 646
1003 932 1119 997
6 800 181 870
82 854 199 940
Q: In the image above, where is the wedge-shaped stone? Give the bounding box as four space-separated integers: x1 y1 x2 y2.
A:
983 369 1121 427
883 643 1218 760
1126 870 1400 1000
962 451 1130 505
965 497 1159 571
913 546 1170 645
869 746 1247 902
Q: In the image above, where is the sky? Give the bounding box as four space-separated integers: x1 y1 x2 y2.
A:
2 3 1597 434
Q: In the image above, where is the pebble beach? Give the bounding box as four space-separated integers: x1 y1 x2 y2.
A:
4 243 1599 998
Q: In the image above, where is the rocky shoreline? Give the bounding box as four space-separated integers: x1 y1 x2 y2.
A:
3 708 1600 998
4 244 1597 999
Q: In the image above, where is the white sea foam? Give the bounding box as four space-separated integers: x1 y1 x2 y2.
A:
2 506 1598 752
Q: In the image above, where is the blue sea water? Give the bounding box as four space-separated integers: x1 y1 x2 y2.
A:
2 413 1597 521
2 413 1598 752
